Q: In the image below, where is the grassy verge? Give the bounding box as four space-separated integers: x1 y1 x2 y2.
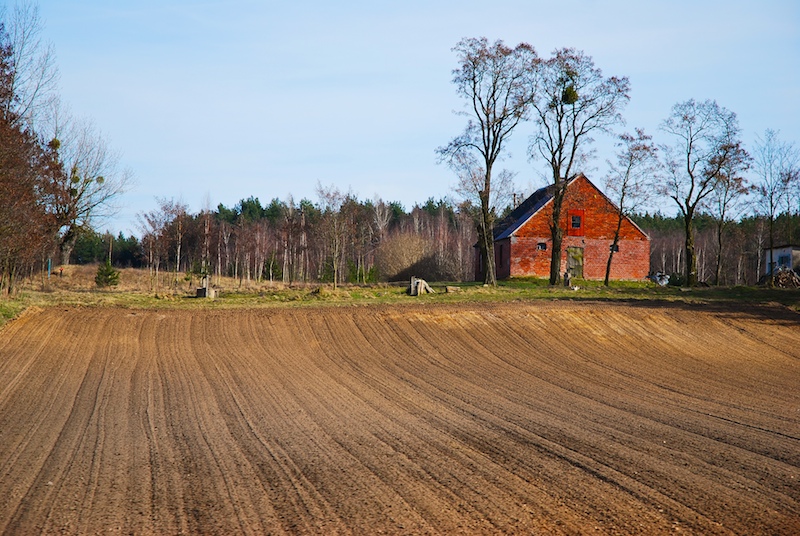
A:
0 299 26 328
2 271 798 331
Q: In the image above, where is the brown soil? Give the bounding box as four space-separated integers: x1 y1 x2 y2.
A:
0 301 798 535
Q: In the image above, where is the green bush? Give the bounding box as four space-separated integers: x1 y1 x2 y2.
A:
95 259 120 288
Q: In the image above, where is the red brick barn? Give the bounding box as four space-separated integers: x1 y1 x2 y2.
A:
477 173 650 281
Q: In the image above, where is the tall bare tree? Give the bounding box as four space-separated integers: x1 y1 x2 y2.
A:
437 37 537 285
528 48 630 285
660 99 743 286
0 1 58 129
49 114 131 264
0 17 57 293
0 5 128 266
706 142 751 285
372 197 392 243
141 198 188 288
602 129 659 286
752 129 800 276
137 205 170 292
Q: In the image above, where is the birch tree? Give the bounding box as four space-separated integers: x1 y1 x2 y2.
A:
316 183 347 288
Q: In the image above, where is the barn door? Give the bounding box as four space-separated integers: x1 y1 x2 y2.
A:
566 247 584 279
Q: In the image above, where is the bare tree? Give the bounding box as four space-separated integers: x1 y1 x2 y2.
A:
0 110 54 293
660 99 743 286
754 130 800 273
602 129 659 285
753 129 799 277
200 200 212 278
49 114 131 264
451 152 516 278
437 37 537 285
372 197 391 243
0 1 59 129
706 142 751 285
316 182 347 288
529 48 630 285
137 206 170 292
0 19 57 293
145 198 189 288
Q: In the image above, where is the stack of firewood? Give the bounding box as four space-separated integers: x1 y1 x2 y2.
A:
771 269 800 288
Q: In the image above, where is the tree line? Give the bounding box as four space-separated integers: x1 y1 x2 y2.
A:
640 212 800 286
68 202 799 289
124 191 476 290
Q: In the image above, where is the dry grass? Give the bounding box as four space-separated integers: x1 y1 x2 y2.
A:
2 263 798 328
20 263 311 296
10 264 413 313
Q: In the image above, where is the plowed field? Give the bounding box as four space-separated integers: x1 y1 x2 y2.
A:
0 301 798 535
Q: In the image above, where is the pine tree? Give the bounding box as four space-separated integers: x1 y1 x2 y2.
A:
95 259 120 288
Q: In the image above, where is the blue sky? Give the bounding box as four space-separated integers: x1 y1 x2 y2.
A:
37 0 800 235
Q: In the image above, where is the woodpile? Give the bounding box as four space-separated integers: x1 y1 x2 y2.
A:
772 269 800 288
759 268 800 288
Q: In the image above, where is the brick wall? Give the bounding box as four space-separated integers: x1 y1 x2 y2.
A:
503 175 650 281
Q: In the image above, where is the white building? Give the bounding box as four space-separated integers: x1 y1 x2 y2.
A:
762 245 800 275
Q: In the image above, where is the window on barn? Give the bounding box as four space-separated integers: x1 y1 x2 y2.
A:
536 242 547 251
567 209 585 236
778 254 790 267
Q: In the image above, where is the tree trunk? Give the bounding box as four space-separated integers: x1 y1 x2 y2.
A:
604 215 624 286
476 223 496 285
767 214 775 287
59 239 75 266
216 233 221 286
714 223 724 286
58 225 79 265
478 191 496 286
683 210 697 286
549 185 566 285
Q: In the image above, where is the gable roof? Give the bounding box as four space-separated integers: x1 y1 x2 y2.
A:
492 173 649 241
493 183 555 240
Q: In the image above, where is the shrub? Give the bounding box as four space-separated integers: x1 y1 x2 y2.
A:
95 259 120 288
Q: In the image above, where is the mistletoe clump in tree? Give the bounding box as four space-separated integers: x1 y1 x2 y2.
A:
529 48 630 285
